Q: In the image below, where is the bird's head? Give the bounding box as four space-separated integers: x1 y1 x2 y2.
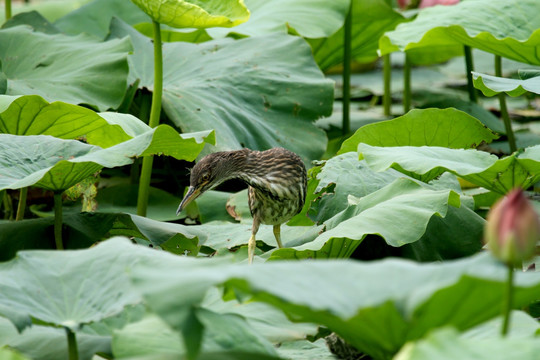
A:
176 150 247 216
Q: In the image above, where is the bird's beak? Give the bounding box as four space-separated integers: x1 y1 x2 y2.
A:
176 186 200 216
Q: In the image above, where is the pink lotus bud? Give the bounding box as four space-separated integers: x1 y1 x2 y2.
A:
398 0 409 9
420 0 460 8
398 0 459 10
484 189 540 266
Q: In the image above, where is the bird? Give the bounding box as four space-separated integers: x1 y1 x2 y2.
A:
176 147 307 264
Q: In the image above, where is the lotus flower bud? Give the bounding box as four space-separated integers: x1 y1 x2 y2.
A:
484 189 540 266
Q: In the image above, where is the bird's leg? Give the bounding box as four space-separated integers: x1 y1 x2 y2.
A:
248 219 261 264
273 224 283 248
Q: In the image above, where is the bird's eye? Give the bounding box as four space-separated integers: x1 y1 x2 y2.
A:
201 173 210 182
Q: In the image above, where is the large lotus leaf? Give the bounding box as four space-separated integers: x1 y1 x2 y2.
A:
111 315 184 358
0 26 131 111
395 328 540 360
416 93 507 135
472 71 540 97
0 129 213 191
379 0 540 65
203 289 318 344
339 108 498 154
358 143 540 194
112 312 323 359
207 0 349 39
0 317 110 360
271 178 462 259
135 22 211 43
129 242 540 360
0 95 141 148
2 0 91 23
277 339 335 360
308 152 404 224
122 214 321 252
308 0 405 71
112 309 279 359
130 0 249 29
2 11 61 35
109 18 332 163
0 238 143 332
0 347 30 360
401 204 484 262
463 311 540 339
54 0 149 38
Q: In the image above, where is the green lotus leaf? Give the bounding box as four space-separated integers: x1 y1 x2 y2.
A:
272 178 463 259
1 0 90 23
282 170 481 262
463 311 540 339
110 18 332 163
395 327 540 360
54 0 211 42
358 143 540 194
472 71 540 97
135 22 211 43
0 316 111 360
2 10 61 34
0 95 142 148
339 108 498 154
0 25 131 111
416 92 507 134
130 0 250 29
277 339 336 360
129 239 540 360
111 314 184 358
203 289 318 344
207 0 349 39
0 129 213 191
112 309 279 359
112 308 321 359
309 0 405 71
308 152 404 224
380 0 540 65
55 0 149 39
121 214 320 252
0 347 30 360
0 238 142 332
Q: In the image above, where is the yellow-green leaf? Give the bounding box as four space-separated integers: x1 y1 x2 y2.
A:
130 0 250 29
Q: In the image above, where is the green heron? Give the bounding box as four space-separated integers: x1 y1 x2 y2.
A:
177 147 307 263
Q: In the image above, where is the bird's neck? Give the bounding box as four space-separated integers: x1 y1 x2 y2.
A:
219 149 252 182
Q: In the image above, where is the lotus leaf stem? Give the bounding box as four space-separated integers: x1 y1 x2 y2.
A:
54 192 64 250
5 0 11 20
464 46 478 103
1 190 13 220
66 327 79 360
137 20 163 216
383 54 391 116
403 53 411 113
495 55 516 153
501 265 514 336
342 1 352 135
15 187 27 221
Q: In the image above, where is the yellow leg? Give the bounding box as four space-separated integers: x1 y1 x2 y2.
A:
273 224 283 248
248 233 256 264
249 219 260 264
